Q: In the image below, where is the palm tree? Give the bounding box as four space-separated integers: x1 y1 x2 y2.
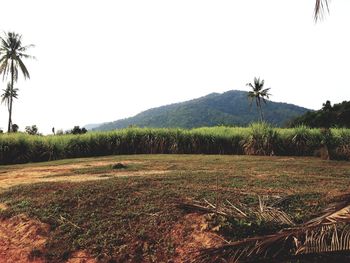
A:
0 32 34 132
315 0 329 21
247 77 271 122
1 83 18 114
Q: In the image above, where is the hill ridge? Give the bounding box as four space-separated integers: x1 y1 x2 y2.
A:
91 90 309 130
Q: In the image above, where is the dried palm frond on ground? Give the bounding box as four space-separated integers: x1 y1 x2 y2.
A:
194 223 350 263
186 195 350 263
179 196 295 227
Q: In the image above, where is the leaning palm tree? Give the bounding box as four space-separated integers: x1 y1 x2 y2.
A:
315 0 329 21
1 83 18 114
0 32 34 132
247 77 271 122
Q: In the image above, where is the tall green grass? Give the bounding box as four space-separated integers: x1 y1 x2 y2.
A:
1 124 349 164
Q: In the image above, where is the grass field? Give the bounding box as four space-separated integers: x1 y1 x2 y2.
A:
0 155 350 262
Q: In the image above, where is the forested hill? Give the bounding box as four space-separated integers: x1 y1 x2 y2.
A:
92 90 309 130
289 100 350 128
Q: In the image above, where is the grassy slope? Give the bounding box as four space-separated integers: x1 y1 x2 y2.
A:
0 155 350 262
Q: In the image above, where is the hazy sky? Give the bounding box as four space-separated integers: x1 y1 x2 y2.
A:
0 0 349 134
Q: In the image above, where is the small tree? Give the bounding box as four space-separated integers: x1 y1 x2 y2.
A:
11 124 19 132
1 83 18 114
68 126 87 135
25 125 39 135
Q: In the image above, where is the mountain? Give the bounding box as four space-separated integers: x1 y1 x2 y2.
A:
93 90 310 131
84 123 105 130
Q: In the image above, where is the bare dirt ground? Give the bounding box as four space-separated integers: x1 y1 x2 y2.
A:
171 213 225 263
0 211 96 263
0 213 48 263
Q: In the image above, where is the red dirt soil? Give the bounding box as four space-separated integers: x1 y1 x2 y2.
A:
171 213 225 263
0 214 48 263
0 212 97 263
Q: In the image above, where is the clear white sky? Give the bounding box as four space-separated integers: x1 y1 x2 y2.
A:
0 0 349 134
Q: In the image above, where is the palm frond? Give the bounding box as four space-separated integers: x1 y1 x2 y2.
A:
257 196 295 226
0 31 34 81
246 83 254 89
305 203 350 226
194 196 350 263
17 57 30 79
315 0 329 21
180 196 295 226
1 84 18 106
18 44 35 52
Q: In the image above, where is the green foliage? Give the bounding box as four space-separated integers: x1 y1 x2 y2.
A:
242 122 279 155
333 129 350 160
11 124 19 133
25 125 39 135
67 126 87 135
95 90 308 130
290 100 350 128
0 125 349 164
286 125 317 155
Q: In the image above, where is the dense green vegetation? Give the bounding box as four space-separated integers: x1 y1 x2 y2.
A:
290 100 350 128
1 124 349 165
93 90 309 130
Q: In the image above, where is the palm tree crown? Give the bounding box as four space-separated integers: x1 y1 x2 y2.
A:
1 83 18 110
247 77 271 122
0 32 34 132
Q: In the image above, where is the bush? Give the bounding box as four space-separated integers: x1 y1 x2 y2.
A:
242 123 279 156
25 125 39 135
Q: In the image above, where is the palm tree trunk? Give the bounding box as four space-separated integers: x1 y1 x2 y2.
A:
257 98 264 122
7 59 14 133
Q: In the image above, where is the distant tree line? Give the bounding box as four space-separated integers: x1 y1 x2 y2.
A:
289 101 350 128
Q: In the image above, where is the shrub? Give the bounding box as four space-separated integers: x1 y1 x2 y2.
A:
242 123 279 156
333 129 350 160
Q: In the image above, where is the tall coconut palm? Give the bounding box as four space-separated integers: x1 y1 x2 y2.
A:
247 77 271 122
315 0 329 21
0 32 34 132
1 83 18 114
